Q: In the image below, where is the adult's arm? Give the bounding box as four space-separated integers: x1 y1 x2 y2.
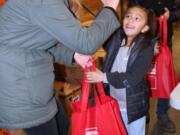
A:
47 43 74 65
27 0 120 55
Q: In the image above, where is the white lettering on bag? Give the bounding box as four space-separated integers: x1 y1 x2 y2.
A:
85 127 99 135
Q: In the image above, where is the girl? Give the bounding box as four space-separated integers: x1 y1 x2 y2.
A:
86 5 157 135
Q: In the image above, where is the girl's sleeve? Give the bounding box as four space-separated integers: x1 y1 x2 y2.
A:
27 0 120 55
105 44 155 89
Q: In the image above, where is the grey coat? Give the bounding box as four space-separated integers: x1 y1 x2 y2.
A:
0 0 120 129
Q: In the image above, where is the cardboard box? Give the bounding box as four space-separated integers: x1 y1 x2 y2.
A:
54 81 81 116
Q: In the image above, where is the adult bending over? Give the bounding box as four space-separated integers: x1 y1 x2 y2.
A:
0 0 120 134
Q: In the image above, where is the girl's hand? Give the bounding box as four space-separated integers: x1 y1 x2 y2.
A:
86 68 103 83
154 42 160 56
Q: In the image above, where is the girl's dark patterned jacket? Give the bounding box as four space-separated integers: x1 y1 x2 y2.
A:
103 28 157 123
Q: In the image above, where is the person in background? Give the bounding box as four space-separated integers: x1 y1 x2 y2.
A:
0 0 120 134
86 5 157 135
128 0 180 133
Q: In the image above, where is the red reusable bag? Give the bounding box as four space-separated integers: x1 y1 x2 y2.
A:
72 62 127 135
0 129 10 135
0 0 6 6
146 16 179 98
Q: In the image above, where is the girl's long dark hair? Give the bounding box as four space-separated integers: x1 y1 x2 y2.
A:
143 7 157 46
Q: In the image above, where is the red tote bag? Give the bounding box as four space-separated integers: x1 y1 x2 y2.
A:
0 0 6 6
0 129 10 135
146 16 179 98
72 62 127 135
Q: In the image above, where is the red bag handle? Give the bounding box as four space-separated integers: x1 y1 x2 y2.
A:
91 61 108 105
80 66 90 111
81 59 108 111
159 16 168 46
91 60 107 98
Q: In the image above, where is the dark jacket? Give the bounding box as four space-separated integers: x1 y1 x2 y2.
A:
103 29 157 123
129 0 180 48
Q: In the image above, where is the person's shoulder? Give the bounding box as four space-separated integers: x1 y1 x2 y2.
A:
103 28 124 51
112 27 125 39
138 36 158 53
150 36 158 46
27 0 64 6
143 37 158 53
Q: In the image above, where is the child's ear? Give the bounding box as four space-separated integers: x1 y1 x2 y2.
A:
141 25 149 33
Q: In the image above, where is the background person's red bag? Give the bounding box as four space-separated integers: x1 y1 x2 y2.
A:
72 61 127 135
0 0 6 6
146 16 179 98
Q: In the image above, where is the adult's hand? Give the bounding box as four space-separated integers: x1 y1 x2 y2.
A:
101 0 120 10
74 52 92 68
164 8 170 20
163 8 170 20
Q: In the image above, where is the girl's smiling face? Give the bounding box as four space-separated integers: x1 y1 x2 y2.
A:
123 7 149 38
